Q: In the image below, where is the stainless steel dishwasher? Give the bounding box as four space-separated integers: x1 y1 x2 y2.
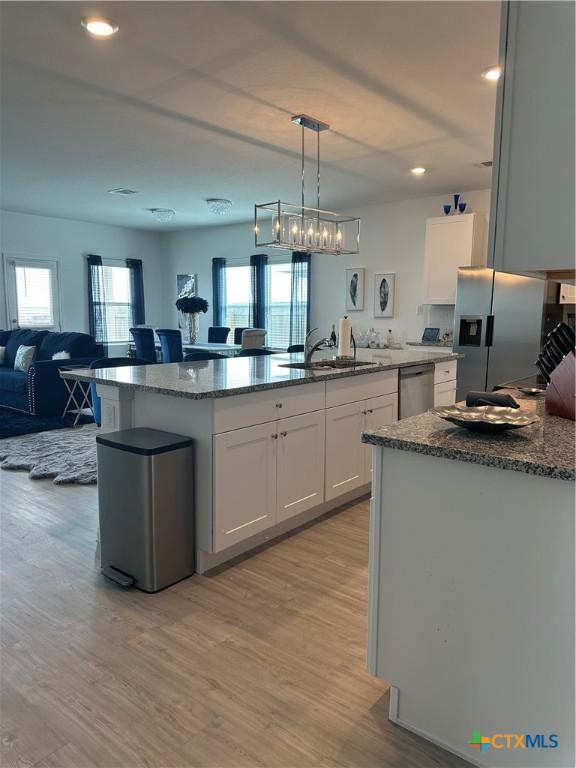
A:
399 364 435 419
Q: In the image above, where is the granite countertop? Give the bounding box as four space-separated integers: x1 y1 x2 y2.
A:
60 348 459 400
362 389 575 481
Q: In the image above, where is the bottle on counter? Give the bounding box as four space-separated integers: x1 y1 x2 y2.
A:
386 329 395 348
330 324 337 347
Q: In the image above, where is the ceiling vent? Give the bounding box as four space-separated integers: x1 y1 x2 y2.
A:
108 188 139 195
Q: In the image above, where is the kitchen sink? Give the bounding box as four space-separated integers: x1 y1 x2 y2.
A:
280 360 376 371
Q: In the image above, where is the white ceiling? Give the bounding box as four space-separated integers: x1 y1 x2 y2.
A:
0 1 500 231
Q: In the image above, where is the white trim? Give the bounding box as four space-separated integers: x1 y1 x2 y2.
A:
2 252 62 331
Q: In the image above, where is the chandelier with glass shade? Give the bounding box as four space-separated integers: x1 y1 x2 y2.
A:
254 115 360 256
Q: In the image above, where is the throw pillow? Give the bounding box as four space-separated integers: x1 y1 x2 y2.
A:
52 351 71 361
14 345 37 373
0 346 5 366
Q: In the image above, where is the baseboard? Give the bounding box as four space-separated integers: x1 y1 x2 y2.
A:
197 485 370 574
388 686 481 768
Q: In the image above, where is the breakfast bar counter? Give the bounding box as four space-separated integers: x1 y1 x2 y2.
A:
62 348 458 573
363 391 575 768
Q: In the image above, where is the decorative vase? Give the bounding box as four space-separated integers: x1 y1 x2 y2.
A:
186 312 199 344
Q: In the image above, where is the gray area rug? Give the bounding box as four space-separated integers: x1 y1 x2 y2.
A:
0 426 97 484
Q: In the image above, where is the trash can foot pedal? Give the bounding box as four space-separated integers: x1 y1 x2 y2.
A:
102 565 135 588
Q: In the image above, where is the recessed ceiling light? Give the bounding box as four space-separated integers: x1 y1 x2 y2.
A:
481 66 501 82
410 167 427 176
108 188 138 195
81 17 119 37
149 208 175 223
206 198 233 215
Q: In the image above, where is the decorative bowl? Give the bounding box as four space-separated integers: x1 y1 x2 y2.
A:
432 405 540 433
518 386 546 396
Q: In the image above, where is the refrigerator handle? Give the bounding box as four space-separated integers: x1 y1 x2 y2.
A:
485 315 495 347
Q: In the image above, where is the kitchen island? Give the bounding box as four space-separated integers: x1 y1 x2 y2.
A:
363 392 575 768
62 348 457 572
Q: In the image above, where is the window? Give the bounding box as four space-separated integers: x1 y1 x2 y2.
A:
223 264 251 340
266 262 293 349
219 259 309 350
5 257 60 330
99 265 133 343
87 256 145 345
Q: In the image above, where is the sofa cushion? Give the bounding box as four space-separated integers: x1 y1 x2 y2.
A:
14 345 37 373
0 330 11 349
0 368 28 393
37 331 96 361
0 347 5 366
5 329 48 368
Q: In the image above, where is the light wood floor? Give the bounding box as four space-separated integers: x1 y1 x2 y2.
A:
0 468 471 768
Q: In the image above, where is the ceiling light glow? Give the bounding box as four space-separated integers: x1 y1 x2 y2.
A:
81 17 119 37
149 208 175 223
410 167 427 176
481 66 501 81
207 198 233 215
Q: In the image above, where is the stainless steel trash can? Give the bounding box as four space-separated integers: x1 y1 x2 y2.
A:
96 428 194 592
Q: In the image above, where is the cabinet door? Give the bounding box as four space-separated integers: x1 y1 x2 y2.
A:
491 2 574 273
276 411 325 522
423 215 483 304
434 382 457 408
363 393 398 484
213 422 277 552
325 402 365 501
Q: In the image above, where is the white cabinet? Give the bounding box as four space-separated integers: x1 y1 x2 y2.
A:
434 381 457 408
326 393 398 498
433 360 458 407
213 422 277 552
276 411 325 522
325 402 365 501
423 214 485 304
362 393 398 484
560 284 576 305
213 410 326 550
490 2 574 273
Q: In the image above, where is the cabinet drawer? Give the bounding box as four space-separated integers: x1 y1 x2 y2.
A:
434 359 457 385
325 370 398 408
434 381 457 407
213 382 325 433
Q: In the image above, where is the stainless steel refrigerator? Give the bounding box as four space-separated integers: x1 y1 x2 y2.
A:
453 267 546 400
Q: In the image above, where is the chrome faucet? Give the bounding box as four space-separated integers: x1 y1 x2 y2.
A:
304 328 330 364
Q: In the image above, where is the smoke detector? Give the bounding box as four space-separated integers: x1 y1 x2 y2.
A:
149 208 175 223
206 198 232 215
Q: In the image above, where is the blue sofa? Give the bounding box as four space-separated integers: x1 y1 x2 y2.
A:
0 329 103 417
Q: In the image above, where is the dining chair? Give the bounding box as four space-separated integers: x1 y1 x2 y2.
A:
89 357 149 427
156 329 183 363
184 351 226 362
207 326 230 343
237 348 275 357
241 328 267 349
233 327 248 345
286 344 304 353
129 327 157 362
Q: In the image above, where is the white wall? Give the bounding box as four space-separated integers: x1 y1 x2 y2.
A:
161 221 257 341
161 189 491 344
0 210 168 340
313 188 491 343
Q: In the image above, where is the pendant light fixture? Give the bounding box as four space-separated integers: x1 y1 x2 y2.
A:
254 115 360 256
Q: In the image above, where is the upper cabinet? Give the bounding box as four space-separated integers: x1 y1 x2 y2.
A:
423 213 485 304
489 1 575 273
